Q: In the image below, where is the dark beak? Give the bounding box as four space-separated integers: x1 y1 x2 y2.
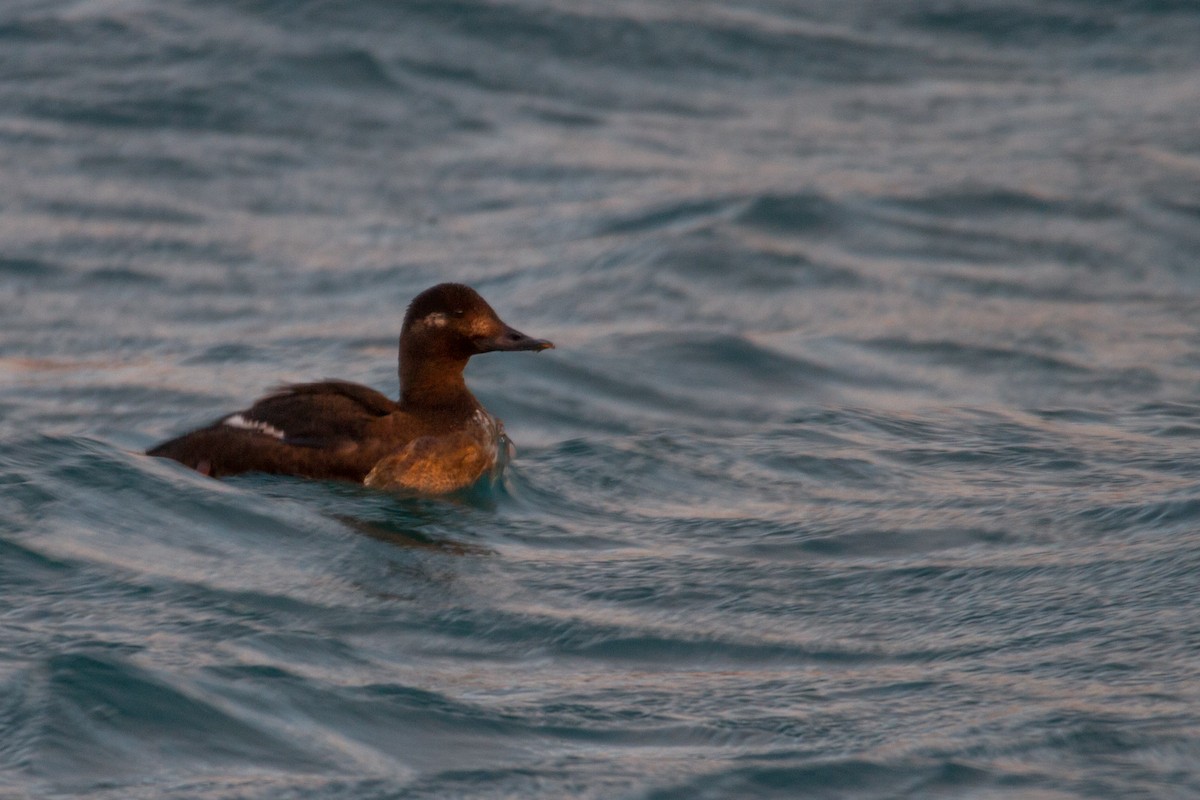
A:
477 324 554 353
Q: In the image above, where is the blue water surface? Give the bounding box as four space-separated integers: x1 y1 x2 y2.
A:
2 1 1200 798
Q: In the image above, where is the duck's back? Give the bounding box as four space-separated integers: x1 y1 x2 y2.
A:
147 380 400 480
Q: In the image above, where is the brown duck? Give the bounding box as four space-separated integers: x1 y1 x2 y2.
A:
147 283 553 494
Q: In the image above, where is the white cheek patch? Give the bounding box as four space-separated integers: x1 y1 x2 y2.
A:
423 312 448 328
223 414 286 439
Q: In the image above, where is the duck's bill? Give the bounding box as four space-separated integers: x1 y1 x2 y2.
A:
477 324 555 353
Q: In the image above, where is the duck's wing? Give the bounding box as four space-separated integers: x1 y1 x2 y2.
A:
238 380 397 446
147 380 398 479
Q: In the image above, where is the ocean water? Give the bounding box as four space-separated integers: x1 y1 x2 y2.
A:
3 0 1200 797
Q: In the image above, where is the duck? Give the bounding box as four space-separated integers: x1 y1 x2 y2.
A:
147 283 553 494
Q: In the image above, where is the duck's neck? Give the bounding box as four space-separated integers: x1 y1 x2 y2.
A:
398 352 474 410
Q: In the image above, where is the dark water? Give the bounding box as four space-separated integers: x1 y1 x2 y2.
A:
3 1 1200 797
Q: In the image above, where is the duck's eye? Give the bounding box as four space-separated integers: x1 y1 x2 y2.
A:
451 309 466 318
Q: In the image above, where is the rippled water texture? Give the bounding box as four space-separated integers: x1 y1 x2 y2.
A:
3 1 1200 798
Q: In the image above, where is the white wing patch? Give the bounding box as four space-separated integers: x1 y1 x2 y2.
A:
472 409 502 461
223 413 286 439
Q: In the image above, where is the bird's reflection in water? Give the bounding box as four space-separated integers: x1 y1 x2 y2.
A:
335 475 507 555
336 513 493 555
232 469 506 556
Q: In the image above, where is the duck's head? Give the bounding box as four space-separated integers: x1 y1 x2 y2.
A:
401 283 554 361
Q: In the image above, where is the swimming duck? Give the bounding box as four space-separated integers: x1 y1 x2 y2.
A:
147 283 553 493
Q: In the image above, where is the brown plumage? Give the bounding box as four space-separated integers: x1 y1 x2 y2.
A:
147 283 553 493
